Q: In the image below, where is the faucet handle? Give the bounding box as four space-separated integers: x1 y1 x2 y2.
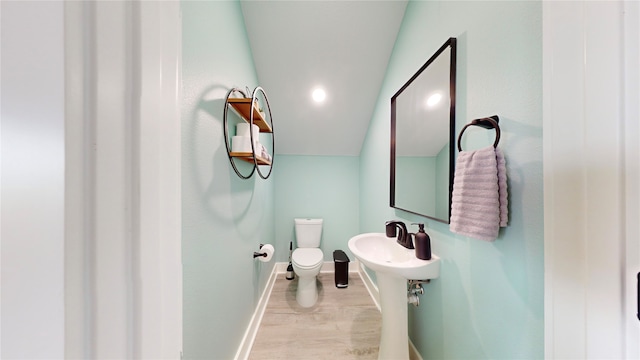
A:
385 221 397 237
407 233 415 249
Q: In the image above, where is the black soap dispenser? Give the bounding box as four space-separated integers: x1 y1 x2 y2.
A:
413 223 432 260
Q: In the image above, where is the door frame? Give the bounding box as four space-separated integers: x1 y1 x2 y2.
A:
64 1 182 358
543 1 639 358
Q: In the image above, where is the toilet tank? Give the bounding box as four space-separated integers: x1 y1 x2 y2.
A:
294 218 323 248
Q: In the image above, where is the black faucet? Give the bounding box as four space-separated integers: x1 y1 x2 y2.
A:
385 220 414 249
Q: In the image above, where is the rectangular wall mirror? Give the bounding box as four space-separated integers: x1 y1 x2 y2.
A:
390 37 457 223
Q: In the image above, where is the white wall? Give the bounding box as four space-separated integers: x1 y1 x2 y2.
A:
1 1 66 358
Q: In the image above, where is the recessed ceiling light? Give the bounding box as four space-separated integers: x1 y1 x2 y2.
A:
426 93 442 108
312 88 326 103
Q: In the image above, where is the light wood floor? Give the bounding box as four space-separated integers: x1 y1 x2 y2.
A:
249 272 382 359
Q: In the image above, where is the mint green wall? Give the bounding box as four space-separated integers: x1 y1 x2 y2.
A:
274 155 360 262
180 1 542 358
435 143 450 219
181 1 275 358
360 1 543 358
396 156 436 214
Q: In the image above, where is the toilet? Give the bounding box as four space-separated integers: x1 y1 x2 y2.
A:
291 218 324 307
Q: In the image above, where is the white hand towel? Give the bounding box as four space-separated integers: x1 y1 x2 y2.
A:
450 146 508 241
496 148 508 227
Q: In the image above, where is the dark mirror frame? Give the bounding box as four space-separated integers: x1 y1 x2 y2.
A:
390 37 457 223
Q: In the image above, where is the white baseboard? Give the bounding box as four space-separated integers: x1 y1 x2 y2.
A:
409 340 424 360
320 259 361 274
275 261 289 273
235 261 423 360
356 261 380 311
233 264 279 360
275 260 361 274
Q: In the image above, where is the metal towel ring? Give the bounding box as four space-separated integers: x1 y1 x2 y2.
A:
457 115 501 152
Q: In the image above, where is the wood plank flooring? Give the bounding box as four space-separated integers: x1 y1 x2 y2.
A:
249 272 382 359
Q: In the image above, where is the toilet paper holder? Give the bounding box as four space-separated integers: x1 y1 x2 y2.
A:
253 243 268 258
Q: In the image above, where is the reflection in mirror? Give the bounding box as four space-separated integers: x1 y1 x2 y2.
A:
391 38 456 223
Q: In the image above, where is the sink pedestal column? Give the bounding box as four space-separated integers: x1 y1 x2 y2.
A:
376 272 409 360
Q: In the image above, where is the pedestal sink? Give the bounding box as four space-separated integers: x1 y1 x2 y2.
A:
348 233 440 360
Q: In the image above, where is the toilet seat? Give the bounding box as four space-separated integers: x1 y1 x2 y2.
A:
292 248 323 269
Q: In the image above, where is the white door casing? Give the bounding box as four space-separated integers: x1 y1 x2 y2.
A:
64 1 182 358
544 1 640 358
623 1 640 358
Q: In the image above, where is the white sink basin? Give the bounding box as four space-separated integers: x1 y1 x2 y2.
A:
348 232 440 280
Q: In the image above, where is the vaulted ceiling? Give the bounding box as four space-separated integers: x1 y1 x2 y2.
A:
240 0 408 156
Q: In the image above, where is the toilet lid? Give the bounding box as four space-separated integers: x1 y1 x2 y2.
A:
292 248 323 268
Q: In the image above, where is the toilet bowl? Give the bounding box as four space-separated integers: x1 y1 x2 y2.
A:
292 218 324 307
292 248 323 307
